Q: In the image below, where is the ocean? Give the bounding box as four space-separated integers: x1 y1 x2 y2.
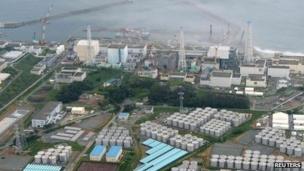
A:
0 0 303 53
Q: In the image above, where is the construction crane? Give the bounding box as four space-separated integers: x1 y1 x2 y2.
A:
40 5 53 45
178 27 187 72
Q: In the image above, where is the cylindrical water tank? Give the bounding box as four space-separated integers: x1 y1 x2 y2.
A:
210 158 218 167
235 160 242 169
34 155 41 164
49 155 57 165
42 155 48 164
59 153 67 162
227 159 234 169
219 158 226 168
251 161 258 170
242 161 250 170
287 146 294 155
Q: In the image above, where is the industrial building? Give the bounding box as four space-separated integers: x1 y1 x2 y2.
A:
135 139 188 171
0 73 10 85
157 53 178 71
272 58 304 74
1 51 24 62
70 107 86 115
106 146 123 162
50 126 84 142
0 61 7 72
272 112 304 130
118 112 129 120
200 70 233 88
128 44 147 56
31 102 63 128
30 63 46 75
207 46 238 71
90 145 106 161
107 44 128 65
23 164 62 171
246 74 267 88
74 40 100 63
267 66 290 78
55 67 87 83
137 68 158 79
240 60 266 77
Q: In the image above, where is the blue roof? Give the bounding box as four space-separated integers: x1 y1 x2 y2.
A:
106 146 122 158
90 145 106 156
118 112 129 117
23 164 62 171
135 140 188 171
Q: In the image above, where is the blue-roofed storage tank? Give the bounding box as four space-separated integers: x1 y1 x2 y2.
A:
90 145 106 161
106 146 123 162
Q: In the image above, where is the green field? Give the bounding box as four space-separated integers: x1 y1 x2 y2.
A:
0 54 41 108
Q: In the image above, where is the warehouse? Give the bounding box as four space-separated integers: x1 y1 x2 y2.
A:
71 107 86 115
267 66 290 78
200 70 233 88
246 74 267 88
107 44 128 65
31 102 63 128
272 112 289 130
106 146 123 162
240 60 266 77
23 164 62 171
118 112 129 120
90 145 106 161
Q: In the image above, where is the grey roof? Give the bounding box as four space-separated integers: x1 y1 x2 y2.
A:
212 71 232 78
32 102 62 120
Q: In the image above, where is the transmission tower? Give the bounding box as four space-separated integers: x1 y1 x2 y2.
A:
14 124 27 153
178 91 184 113
244 21 254 64
178 27 187 72
41 5 53 44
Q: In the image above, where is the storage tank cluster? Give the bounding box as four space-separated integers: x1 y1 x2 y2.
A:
166 107 217 131
171 160 199 171
255 127 304 157
140 121 178 143
34 145 72 165
96 126 133 148
210 150 304 171
165 107 217 131
200 119 231 137
214 109 251 127
169 134 206 152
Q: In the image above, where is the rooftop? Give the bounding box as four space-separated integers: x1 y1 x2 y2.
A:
33 101 62 120
23 164 62 171
248 74 266 81
77 40 99 46
212 71 232 78
269 65 289 69
108 44 127 49
90 145 106 156
278 59 299 65
106 146 122 158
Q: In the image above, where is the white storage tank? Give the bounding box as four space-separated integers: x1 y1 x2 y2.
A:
49 155 57 165
34 155 42 164
59 152 68 162
210 158 218 167
42 155 49 164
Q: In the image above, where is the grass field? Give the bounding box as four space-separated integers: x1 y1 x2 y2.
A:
0 54 41 108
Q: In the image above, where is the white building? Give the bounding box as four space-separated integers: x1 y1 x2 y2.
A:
276 79 290 90
128 44 147 56
293 115 304 130
31 63 46 75
32 102 63 128
0 61 7 72
90 145 106 161
272 112 289 130
137 68 158 79
71 107 86 115
200 70 233 88
0 73 10 84
56 45 65 55
107 44 128 65
55 67 87 84
74 40 100 63
268 66 290 78
207 46 230 59
271 58 304 74
246 74 267 88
